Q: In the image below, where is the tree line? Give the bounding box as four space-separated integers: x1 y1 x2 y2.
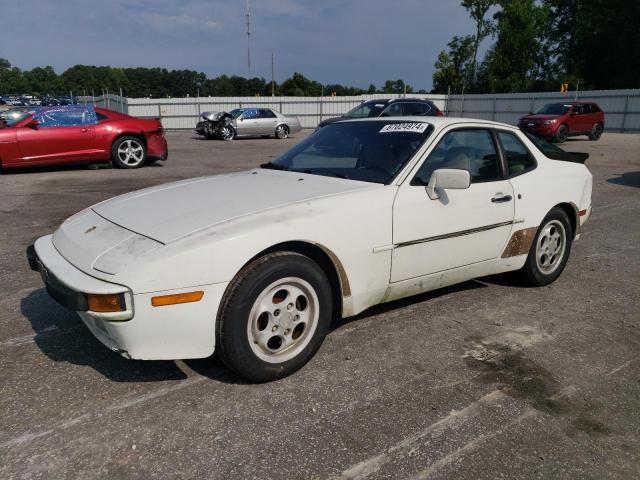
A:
0 59 423 98
432 0 640 94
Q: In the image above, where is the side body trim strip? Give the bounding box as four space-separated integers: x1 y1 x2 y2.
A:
395 220 516 249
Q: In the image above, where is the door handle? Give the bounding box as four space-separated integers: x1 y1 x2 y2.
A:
80 128 88 132
491 194 512 203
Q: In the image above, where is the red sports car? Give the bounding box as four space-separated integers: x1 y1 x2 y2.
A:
0 106 167 170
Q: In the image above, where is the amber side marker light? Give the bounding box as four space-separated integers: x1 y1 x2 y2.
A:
87 293 126 313
151 291 204 307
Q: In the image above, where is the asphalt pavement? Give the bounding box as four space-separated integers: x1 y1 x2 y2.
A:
1 130 639 479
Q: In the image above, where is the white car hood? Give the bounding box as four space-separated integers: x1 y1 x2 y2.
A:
92 169 374 244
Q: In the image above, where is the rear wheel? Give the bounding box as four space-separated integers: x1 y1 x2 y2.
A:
216 252 332 382
555 124 569 143
275 124 289 139
589 123 604 141
519 207 573 286
111 136 146 168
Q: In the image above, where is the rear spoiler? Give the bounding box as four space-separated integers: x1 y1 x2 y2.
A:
549 151 589 164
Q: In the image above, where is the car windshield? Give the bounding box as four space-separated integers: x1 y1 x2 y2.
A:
1 108 32 126
264 120 433 184
229 109 245 118
343 102 386 118
534 103 572 115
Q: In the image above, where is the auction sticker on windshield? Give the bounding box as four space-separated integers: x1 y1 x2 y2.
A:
379 123 429 134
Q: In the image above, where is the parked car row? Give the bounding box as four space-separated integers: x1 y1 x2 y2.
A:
0 99 605 173
192 98 605 145
0 94 78 107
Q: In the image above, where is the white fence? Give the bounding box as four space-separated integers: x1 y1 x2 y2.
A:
90 89 640 132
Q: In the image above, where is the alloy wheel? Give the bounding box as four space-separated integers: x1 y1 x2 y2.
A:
247 277 319 363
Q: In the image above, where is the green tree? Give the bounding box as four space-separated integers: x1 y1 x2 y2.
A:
479 0 548 92
544 0 640 89
461 0 495 90
382 79 413 94
280 72 322 96
431 36 475 93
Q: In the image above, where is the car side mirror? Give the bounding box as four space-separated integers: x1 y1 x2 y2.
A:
426 168 471 200
25 118 40 129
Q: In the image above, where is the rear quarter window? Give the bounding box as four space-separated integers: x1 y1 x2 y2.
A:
497 131 536 176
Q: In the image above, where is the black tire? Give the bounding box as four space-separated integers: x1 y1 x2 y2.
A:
589 123 604 141
275 124 289 139
111 136 146 169
216 252 332 382
519 207 573 286
554 124 569 143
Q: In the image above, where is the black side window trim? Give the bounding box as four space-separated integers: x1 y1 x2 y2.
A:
493 128 538 179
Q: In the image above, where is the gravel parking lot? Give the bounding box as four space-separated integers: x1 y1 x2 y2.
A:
1 130 639 479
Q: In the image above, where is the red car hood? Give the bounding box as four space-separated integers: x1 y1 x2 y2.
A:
519 114 564 123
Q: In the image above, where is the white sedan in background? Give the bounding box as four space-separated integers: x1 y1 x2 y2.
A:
28 117 592 382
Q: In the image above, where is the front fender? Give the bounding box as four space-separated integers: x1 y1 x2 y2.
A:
112 187 396 315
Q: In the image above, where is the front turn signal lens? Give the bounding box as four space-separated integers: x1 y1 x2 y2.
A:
87 293 126 313
151 291 204 307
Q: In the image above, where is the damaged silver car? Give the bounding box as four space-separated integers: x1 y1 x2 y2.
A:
195 107 301 140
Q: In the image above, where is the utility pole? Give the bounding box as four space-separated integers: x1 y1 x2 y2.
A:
271 52 275 97
245 0 251 77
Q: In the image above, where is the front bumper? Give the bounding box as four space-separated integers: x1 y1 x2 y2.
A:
28 235 228 360
518 124 557 137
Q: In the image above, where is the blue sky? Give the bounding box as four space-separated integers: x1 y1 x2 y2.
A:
1 0 487 91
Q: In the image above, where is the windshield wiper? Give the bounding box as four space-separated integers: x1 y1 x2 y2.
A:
260 161 289 171
301 169 349 179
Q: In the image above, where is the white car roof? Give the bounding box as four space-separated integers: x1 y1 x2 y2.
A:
342 115 520 132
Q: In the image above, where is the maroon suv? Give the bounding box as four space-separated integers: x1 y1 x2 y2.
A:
518 102 605 143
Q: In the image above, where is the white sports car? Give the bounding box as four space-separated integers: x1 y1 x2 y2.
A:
28 117 592 382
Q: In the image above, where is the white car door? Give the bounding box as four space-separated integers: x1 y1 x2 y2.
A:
391 127 515 282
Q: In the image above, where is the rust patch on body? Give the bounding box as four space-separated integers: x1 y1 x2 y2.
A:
501 226 538 258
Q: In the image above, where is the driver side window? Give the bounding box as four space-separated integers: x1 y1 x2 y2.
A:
412 129 501 185
36 109 85 128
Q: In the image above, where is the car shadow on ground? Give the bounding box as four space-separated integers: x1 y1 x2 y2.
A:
20 279 496 385
607 171 640 188
2 160 163 175
191 135 280 142
21 288 190 382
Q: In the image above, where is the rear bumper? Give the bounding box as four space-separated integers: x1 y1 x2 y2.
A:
145 133 168 160
28 235 228 360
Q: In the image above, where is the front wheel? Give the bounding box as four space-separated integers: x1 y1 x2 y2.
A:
275 124 289 139
554 124 569 143
111 136 146 168
519 207 573 286
216 252 332 382
219 125 235 141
